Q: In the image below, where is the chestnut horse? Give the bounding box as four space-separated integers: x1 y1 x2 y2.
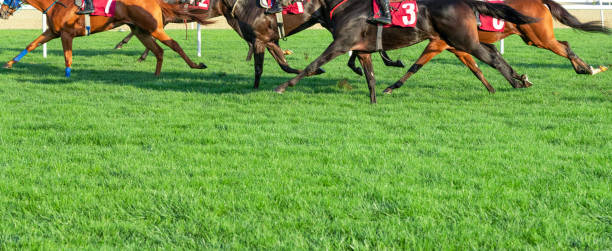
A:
273 0 538 103
112 0 222 63
373 0 611 94
1 0 211 77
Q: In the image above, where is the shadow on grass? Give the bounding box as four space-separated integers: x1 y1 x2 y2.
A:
2 47 150 58
0 62 350 96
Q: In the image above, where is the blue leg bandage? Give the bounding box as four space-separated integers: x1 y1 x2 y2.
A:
14 49 28 62
65 67 71 77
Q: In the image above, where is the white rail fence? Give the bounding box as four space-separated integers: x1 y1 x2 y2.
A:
16 1 612 57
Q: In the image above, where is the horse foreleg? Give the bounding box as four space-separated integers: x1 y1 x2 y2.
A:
265 42 325 75
275 41 349 93
380 51 405 68
114 32 134 50
60 33 74 77
254 51 264 89
356 53 378 104
4 29 58 69
347 53 363 76
150 29 206 70
133 31 164 76
448 49 495 93
383 40 448 94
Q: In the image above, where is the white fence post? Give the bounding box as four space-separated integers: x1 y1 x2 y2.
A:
197 23 202 57
42 13 47 58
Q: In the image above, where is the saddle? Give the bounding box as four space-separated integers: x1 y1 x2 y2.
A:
263 0 304 14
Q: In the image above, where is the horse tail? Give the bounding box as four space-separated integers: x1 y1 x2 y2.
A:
541 0 610 34
466 0 539 25
158 1 215 25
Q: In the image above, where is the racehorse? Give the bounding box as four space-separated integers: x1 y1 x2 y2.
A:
0 0 212 77
112 0 220 63
273 0 538 103
362 0 611 94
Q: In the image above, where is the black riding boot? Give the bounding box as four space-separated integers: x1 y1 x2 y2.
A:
368 0 391 25
76 0 94 15
265 0 282 14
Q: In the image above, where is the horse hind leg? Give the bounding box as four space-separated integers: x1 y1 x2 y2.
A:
557 41 607 75
150 29 207 70
114 32 134 50
133 30 164 76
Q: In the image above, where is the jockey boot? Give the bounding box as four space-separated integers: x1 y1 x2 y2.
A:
76 0 94 14
368 0 391 25
265 0 282 14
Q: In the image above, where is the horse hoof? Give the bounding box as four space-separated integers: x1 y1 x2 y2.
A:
198 63 207 69
3 63 12 69
314 68 326 75
395 60 405 68
383 88 393 95
137 58 146 63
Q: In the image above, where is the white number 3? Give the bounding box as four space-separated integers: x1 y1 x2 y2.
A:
402 3 416 26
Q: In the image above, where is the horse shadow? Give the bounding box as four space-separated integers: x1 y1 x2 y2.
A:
0 62 354 96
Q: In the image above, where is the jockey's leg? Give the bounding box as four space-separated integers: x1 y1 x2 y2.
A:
368 0 391 25
265 0 282 14
76 0 94 15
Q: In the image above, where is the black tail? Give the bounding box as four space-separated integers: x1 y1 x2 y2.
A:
542 0 610 34
466 0 539 25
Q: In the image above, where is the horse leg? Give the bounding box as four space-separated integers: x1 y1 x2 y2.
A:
383 40 448 94
150 29 207 70
380 51 405 68
448 49 495 93
132 30 164 76
556 40 605 75
254 51 264 89
3 29 58 69
60 33 74 77
347 53 363 76
469 43 528 89
275 41 349 93
265 41 325 75
114 32 134 50
137 48 151 62
356 53 377 104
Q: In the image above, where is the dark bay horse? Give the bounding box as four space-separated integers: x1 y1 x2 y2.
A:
1 0 211 77
273 0 538 103
372 0 611 94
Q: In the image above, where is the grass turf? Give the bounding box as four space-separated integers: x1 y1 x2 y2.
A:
0 28 611 249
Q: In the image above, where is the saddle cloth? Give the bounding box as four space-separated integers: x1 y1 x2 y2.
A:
266 0 305 14
91 0 115 17
479 0 505 32
190 0 209 10
373 0 418 28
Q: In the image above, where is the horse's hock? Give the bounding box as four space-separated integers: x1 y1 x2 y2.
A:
1 9 610 30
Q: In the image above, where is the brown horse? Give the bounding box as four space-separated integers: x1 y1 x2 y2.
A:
1 0 211 77
377 0 611 94
113 0 222 63
273 0 539 103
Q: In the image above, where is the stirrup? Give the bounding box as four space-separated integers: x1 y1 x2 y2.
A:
76 9 93 14
368 16 391 25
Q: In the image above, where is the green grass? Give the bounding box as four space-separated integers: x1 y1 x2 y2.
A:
0 28 611 249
